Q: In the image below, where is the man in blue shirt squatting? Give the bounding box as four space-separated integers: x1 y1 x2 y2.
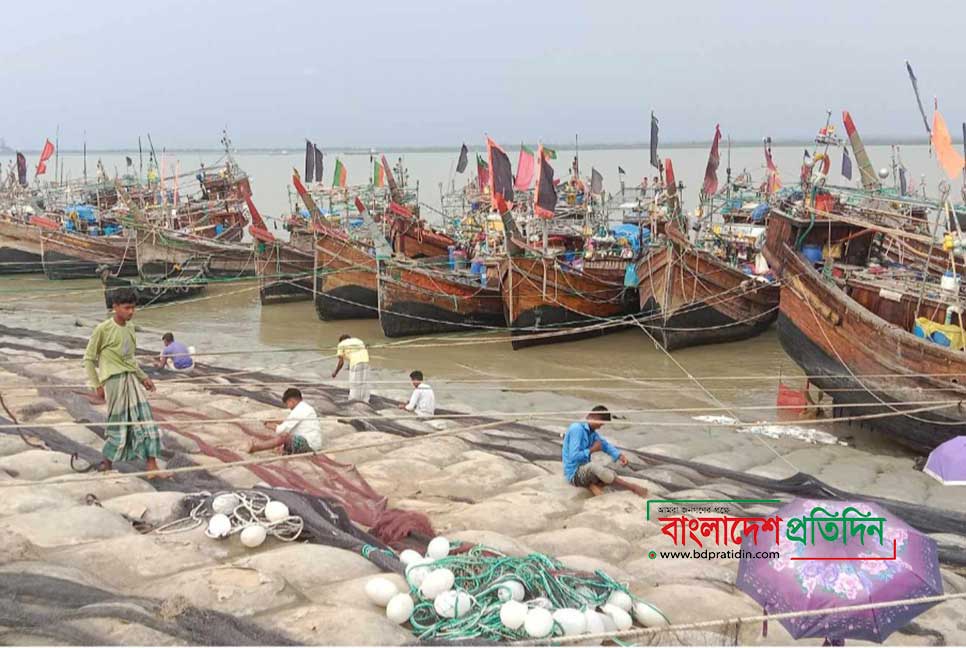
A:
563 405 648 497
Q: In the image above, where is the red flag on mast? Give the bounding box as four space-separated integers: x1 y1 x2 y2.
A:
701 125 722 196
514 145 535 190
35 139 55 176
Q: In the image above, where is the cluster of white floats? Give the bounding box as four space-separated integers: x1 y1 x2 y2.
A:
364 535 668 639
205 494 292 548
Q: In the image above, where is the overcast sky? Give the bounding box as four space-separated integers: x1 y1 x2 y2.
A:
2 0 962 150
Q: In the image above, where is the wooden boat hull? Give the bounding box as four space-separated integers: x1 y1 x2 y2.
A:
103 275 206 308
314 230 377 320
635 225 779 351
40 232 138 280
255 237 314 305
0 220 43 273
500 256 638 349
764 214 966 454
378 262 505 337
136 230 255 277
390 220 454 258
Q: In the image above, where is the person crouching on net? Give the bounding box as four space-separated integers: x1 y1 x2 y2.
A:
562 405 647 497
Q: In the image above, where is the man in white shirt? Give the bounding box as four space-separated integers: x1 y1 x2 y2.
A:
398 370 435 418
248 388 323 454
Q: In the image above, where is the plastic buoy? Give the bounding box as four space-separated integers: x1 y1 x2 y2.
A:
264 501 290 523
426 536 450 560
365 577 399 606
632 601 669 627
606 590 632 612
496 580 525 602
240 525 267 548
499 600 528 630
583 609 606 645
420 568 456 599
602 604 633 631
433 589 473 618
211 494 239 515
599 609 617 632
405 558 432 588
525 607 554 638
552 608 587 636
386 593 414 625
399 549 422 566
206 513 232 538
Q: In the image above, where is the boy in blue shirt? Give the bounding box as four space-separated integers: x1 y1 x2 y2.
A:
562 405 647 497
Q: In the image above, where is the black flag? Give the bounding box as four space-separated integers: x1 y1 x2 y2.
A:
591 167 603 195
126 156 133 168
16 152 27 186
899 166 908 195
305 140 315 182
649 111 660 170
487 138 514 211
618 166 626 175
534 146 557 218
456 143 469 173
314 145 324 183
841 147 853 180
905 60 931 136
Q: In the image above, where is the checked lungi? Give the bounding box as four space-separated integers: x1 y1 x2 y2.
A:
101 373 163 462
348 361 371 403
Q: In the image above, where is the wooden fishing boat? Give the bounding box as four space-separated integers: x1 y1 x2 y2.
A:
387 209 455 258
0 217 44 274
135 226 255 278
763 205 966 454
314 224 379 320
635 221 779 350
253 226 315 305
39 229 138 280
378 257 505 337
102 259 208 308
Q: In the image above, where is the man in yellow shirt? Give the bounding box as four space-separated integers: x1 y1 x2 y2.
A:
332 334 371 403
83 289 164 475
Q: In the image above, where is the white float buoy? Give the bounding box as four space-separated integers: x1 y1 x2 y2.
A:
405 558 432 588
365 577 399 606
240 524 267 548
264 501 290 523
583 609 606 645
524 607 554 638
598 608 617 632
426 536 450 560
500 600 528 630
206 513 232 538
386 593 414 624
433 589 473 618
496 580 525 602
602 604 633 631
552 608 587 636
419 568 455 599
606 590 633 612
211 494 239 515
632 601 670 627
399 549 422 566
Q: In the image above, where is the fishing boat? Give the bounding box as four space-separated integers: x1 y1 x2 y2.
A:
0 216 44 273
386 203 455 258
39 228 138 280
134 223 255 278
313 223 378 319
251 214 315 305
102 258 208 308
635 188 779 351
378 257 505 337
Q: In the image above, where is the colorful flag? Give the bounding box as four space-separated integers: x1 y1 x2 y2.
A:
842 111 880 189
514 144 535 190
476 154 489 192
664 159 676 194
332 158 347 187
701 124 721 196
456 144 469 173
314 145 324 183
305 140 315 182
841 147 853 180
534 145 557 219
16 152 27 186
931 109 965 179
649 111 660 170
389 201 414 218
590 167 603 196
381 155 400 198
373 159 385 187
764 137 782 194
544 147 557 160
35 139 54 176
487 137 515 212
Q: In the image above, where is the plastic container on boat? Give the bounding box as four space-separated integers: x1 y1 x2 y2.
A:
802 244 823 264
941 271 961 293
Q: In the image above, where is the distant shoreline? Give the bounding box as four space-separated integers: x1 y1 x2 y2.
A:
0 137 939 156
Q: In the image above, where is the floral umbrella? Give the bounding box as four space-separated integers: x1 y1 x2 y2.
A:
923 436 966 485
736 498 942 643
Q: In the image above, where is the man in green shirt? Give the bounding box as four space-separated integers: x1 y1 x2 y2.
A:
84 290 164 475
